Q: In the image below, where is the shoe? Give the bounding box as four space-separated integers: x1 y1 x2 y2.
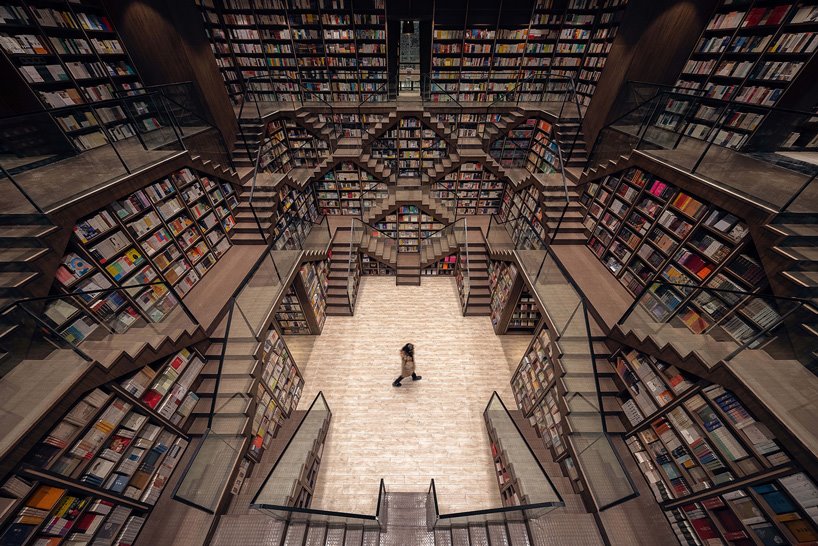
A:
412 375 422 381
392 380 402 388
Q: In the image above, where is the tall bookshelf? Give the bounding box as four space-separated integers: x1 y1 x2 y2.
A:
422 254 457 276
661 1 818 150
431 161 505 216
429 0 627 104
315 160 386 216
488 259 541 334
0 348 202 546
580 166 784 345
361 254 394 275
249 325 304 460
0 1 155 151
374 207 443 254
613 348 818 546
271 182 320 249
194 0 388 104
274 260 328 334
49 167 238 344
490 117 561 174
370 117 449 178
498 184 548 249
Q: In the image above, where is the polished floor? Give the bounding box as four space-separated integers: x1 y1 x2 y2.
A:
285 276 530 515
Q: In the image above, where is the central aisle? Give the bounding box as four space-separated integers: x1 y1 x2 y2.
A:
285 276 530 515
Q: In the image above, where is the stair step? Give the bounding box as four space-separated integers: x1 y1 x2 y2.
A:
774 245 818 263
782 270 818 292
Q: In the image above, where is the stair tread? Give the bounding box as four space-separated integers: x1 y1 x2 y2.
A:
774 223 818 237
775 245 818 261
782 270 818 287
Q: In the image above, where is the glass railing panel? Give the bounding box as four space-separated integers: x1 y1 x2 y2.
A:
0 169 40 215
252 393 330 508
172 430 244 512
302 217 332 254
484 394 562 509
0 302 94 460
253 507 379 528
782 173 818 215
234 248 297 337
570 433 636 510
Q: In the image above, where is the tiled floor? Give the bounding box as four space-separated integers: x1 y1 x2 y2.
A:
284 277 530 515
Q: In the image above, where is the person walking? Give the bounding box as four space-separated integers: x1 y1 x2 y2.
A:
392 343 421 387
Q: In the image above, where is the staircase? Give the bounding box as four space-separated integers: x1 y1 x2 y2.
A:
362 184 456 226
462 229 491 316
542 177 586 246
190 338 255 436
766 211 818 343
480 108 528 150
326 229 359 316
0 213 59 311
554 121 589 169
396 253 421 286
295 110 340 145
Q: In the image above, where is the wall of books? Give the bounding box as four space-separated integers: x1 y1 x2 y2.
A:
431 161 505 215
490 118 562 175
0 1 156 151
49 167 238 344
373 206 443 253
256 118 329 174
370 117 449 178
314 160 386 216
432 112 504 140
0 348 202 546
249 326 304 460
270 182 320 249
580 166 784 345
430 0 627 105
194 0 388 104
498 185 549 250
422 254 456 276
613 347 818 545
361 254 394 275
660 1 818 150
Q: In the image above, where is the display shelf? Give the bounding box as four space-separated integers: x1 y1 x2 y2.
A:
374 207 443 254
0 348 198 546
488 259 534 335
508 289 541 332
249 325 305 460
511 328 557 416
430 0 627 104
275 286 310 335
498 184 548 249
195 0 388 104
48 167 237 345
316 160 386 216
431 161 505 216
0 0 155 151
361 254 393 275
370 117 448 178
662 0 818 150
422 254 457 276
299 260 328 331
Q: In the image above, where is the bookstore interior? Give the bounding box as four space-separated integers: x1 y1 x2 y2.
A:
2 0 818 544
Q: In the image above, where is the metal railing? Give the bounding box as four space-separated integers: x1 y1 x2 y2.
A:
0 85 234 213
425 392 564 528
586 81 818 212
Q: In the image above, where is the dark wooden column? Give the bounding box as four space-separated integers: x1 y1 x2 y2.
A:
103 0 238 150
582 0 719 147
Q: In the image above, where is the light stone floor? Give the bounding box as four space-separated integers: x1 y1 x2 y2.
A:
284 277 531 516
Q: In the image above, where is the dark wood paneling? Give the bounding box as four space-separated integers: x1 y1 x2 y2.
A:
583 0 719 148
103 0 238 150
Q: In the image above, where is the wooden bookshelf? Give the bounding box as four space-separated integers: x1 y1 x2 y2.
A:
614 347 818 545
580 166 783 345
488 259 541 334
508 290 542 332
662 1 818 150
47 167 238 345
490 117 561 174
194 0 388 104
361 254 393 275
429 0 626 104
431 161 505 216
316 161 386 216
274 260 328 335
373 207 443 254
0 349 202 546
498 184 548 249
371 117 449 178
0 0 154 151
275 286 310 334
249 325 305 460
422 254 457 276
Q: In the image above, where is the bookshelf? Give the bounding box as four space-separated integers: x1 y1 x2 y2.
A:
498 184 548 249
47 167 238 344
422 254 457 276
0 349 202 546
0 0 155 152
249 325 305 460
662 1 818 150
580 166 784 345
488 259 541 334
374 207 443 254
315 160 386 216
429 0 626 105
361 254 394 275
370 117 449 178
489 117 561 174
614 348 818 546
275 286 310 334
274 260 328 335
271 182 320 249
431 161 505 216
194 0 388 104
